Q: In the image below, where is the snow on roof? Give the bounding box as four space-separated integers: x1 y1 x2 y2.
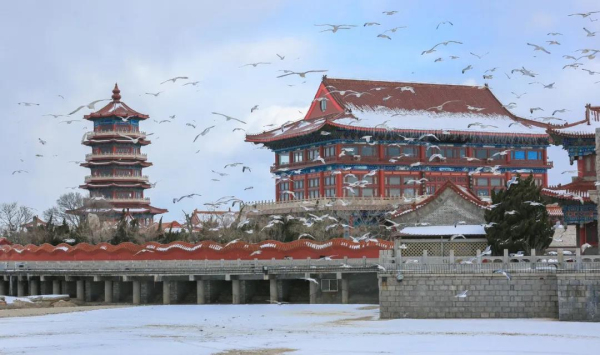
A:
398 224 486 236
542 179 594 202
338 105 548 135
550 121 598 137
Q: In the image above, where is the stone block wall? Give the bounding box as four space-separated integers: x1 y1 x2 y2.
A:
379 273 558 319
558 274 600 322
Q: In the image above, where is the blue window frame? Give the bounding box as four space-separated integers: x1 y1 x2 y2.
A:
527 151 541 160
512 151 525 160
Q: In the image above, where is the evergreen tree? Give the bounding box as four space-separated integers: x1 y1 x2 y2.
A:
484 174 553 255
110 210 132 245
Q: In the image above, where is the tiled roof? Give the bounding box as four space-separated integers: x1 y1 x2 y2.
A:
548 105 600 138
84 84 149 120
546 204 564 217
542 179 595 202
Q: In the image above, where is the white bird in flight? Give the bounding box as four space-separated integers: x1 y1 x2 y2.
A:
160 76 188 84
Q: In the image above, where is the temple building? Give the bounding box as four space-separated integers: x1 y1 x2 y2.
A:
543 104 600 251
76 84 167 225
245 77 552 215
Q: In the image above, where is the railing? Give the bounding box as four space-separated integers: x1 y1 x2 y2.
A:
106 198 151 204
85 175 149 182
85 153 147 161
89 130 146 138
245 195 429 213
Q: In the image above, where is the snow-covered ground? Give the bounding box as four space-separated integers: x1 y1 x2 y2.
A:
0 304 599 354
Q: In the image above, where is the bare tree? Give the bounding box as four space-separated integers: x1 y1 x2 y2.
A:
0 202 34 238
43 192 84 227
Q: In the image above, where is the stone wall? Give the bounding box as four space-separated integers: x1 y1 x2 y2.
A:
379 273 558 319
558 274 600 321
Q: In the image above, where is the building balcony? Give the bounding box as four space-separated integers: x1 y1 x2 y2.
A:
88 130 146 139
85 153 147 161
85 175 150 182
108 197 151 204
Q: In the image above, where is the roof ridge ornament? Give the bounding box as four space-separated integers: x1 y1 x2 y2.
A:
112 83 121 102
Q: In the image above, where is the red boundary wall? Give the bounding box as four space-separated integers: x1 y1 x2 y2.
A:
0 239 393 261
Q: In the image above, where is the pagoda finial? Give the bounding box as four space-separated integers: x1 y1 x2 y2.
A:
112 83 121 102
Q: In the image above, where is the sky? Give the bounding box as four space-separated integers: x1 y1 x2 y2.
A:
1 0 599 222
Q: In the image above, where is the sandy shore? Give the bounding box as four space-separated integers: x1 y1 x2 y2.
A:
0 305 129 318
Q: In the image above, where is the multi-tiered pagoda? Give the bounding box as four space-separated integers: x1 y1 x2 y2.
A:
79 84 167 225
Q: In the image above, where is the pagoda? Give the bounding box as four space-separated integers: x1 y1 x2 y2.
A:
78 84 167 225
543 104 600 251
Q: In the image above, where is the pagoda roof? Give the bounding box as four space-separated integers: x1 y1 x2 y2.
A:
392 181 489 218
547 105 600 139
546 204 564 218
542 179 595 203
84 84 149 120
68 205 167 215
81 161 152 168
246 77 550 145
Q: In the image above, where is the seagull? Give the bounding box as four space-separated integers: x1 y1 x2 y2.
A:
470 52 489 59
569 11 600 18
302 277 319 285
277 70 328 78
455 290 468 298
315 24 357 33
43 114 65 118
18 102 40 106
427 100 461 112
529 82 555 89
552 109 569 115
436 21 453 29
505 210 518 215
382 10 398 15
511 92 527 99
364 22 380 27
546 40 561 45
511 66 537 77
117 132 141 144
581 243 592 253
506 176 518 189
161 76 188 84
186 123 196 129
584 27 597 37
582 69 600 75
527 43 551 54
462 65 473 74
298 233 316 240
493 269 512 281
12 170 28 175
240 62 271 67
193 126 215 141
145 92 162 97
251 105 259 113
172 193 201 203
450 234 466 240
276 54 285 60
530 107 544 114
212 112 246 124
385 26 407 33
525 201 545 207
377 34 392 40
419 133 439 141
467 105 486 112
68 99 110 114
38 138 47 145
396 86 415 94
429 153 446 161
183 81 200 86
225 239 241 247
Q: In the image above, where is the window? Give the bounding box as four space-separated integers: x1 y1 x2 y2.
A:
403 188 416 197
527 151 542 160
323 146 336 157
321 279 338 292
294 180 304 189
362 176 375 185
325 188 336 197
403 147 417 157
293 150 304 163
387 188 402 197
324 176 336 186
342 146 358 155
309 178 320 187
512 151 526 160
386 176 401 185
320 99 327 112
279 182 290 201
295 191 305 199
361 146 377 156
309 190 320 198
279 153 290 165
490 178 502 187
476 189 490 197
474 149 488 159
386 146 401 157
362 188 375 197
476 178 488 186
307 148 319 161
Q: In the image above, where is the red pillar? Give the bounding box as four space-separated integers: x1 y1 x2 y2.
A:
320 172 325 197
304 174 308 199
378 169 385 197
336 173 343 197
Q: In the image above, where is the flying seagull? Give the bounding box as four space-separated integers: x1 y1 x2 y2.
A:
193 126 215 141
68 99 110 115
277 70 328 78
240 62 271 67
583 27 598 37
212 112 246 124
172 193 201 203
382 10 398 15
527 43 551 54
436 21 453 29
18 102 40 106
160 76 188 84
314 24 357 33
569 11 600 18
145 92 163 97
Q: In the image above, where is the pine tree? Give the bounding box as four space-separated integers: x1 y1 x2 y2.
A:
484 174 553 256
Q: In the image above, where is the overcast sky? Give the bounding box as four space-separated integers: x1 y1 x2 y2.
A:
1 0 599 222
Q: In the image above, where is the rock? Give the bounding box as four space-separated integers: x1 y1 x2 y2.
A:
12 299 43 308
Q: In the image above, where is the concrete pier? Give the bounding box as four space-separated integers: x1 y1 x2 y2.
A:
29 279 39 296
132 280 141 305
163 280 171 305
341 278 349 304
76 280 84 301
232 279 240 304
269 278 278 303
104 281 113 303
196 280 205 304
53 280 61 295
309 280 317 304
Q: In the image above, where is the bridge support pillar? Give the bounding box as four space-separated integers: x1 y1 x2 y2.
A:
0 280 6 296
341 278 349 304
163 281 171 305
52 280 61 295
104 281 113 303
309 280 317 304
132 280 141 305
269 278 278 303
17 280 25 297
29 279 39 296
76 280 84 301
196 280 205 304
232 279 241 304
